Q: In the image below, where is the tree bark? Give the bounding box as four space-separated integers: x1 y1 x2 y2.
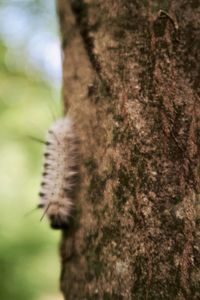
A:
56 0 200 299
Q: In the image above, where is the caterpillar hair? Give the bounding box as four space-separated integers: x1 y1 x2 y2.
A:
38 116 79 229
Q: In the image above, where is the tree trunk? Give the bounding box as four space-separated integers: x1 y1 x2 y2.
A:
56 0 200 299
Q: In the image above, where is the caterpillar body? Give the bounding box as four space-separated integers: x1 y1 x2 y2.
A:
38 116 79 229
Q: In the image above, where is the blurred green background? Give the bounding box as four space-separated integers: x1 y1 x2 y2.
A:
0 1 63 299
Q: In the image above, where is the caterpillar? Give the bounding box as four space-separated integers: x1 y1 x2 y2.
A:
38 116 79 229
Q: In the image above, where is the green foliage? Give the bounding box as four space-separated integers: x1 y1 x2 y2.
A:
0 43 62 300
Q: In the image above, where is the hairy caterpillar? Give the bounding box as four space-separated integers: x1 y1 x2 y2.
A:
38 116 79 229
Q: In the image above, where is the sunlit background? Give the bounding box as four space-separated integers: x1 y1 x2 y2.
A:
0 1 64 299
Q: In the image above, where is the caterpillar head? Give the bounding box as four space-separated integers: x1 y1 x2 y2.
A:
38 202 71 230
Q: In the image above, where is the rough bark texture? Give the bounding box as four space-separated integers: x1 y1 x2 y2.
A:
56 0 200 299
